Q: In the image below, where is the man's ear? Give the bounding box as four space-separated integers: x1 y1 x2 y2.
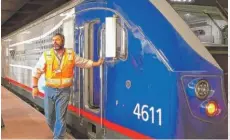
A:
61 39 65 46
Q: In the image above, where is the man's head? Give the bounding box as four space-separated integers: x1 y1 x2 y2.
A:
52 33 65 50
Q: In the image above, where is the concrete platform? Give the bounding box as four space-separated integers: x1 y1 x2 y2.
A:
1 86 53 139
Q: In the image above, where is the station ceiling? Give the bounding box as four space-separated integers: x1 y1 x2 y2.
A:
1 0 71 37
1 0 228 37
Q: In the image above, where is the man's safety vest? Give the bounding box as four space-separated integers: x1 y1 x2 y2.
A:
44 48 75 88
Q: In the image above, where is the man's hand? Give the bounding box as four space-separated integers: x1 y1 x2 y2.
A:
32 87 39 99
97 58 104 65
92 58 104 67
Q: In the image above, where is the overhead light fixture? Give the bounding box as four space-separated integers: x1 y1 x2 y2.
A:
60 13 65 16
21 31 31 34
25 41 32 44
185 13 191 17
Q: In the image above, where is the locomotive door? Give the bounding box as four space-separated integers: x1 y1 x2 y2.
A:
75 20 102 106
74 9 107 138
74 7 128 137
83 19 101 109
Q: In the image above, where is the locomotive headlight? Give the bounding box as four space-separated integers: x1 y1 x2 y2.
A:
195 80 210 100
205 101 219 117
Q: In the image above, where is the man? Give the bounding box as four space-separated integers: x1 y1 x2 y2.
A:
32 33 104 139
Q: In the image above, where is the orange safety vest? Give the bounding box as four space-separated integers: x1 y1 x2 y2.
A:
44 48 75 88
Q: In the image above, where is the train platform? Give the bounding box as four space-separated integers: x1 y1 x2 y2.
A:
1 86 74 139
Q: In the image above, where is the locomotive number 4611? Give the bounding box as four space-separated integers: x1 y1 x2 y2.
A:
133 103 162 126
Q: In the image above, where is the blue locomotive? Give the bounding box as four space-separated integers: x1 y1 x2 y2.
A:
1 0 227 139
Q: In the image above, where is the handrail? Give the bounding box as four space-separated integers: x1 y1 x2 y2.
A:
84 19 100 109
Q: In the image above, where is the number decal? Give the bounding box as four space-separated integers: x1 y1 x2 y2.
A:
133 103 141 119
133 103 162 126
141 105 149 121
156 108 162 126
149 107 154 124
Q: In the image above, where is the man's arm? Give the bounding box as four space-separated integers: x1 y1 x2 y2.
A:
32 52 46 87
74 52 104 68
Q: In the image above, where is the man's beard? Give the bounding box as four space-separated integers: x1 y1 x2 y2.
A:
53 44 63 50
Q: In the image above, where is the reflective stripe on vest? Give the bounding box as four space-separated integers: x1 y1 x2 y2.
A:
46 78 73 85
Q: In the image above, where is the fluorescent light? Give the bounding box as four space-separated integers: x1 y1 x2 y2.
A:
60 13 65 16
185 13 191 17
21 31 31 34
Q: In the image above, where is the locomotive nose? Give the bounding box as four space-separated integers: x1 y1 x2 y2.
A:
179 75 228 139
